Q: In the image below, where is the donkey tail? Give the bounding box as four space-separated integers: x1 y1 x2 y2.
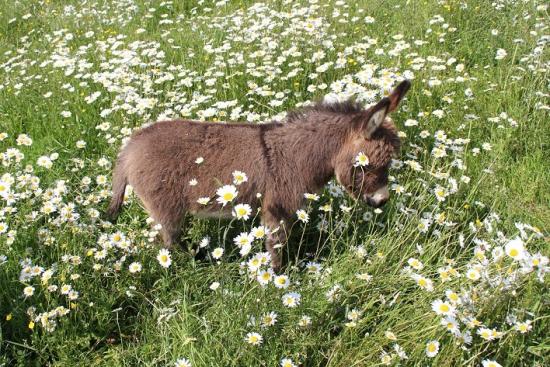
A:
107 155 128 221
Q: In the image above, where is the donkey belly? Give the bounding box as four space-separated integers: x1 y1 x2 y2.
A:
188 208 233 220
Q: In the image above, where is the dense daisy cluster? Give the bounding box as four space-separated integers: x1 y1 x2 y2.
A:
0 0 548 365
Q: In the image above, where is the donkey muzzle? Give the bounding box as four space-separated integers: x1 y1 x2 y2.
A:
365 186 389 208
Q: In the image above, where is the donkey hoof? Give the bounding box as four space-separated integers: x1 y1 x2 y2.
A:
271 260 282 273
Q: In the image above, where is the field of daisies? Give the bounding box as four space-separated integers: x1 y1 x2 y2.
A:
0 0 549 366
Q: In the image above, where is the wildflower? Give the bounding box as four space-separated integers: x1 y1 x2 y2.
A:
482 360 502 367
188 178 198 186
306 261 322 274
466 268 481 281
296 209 309 223
418 218 431 233
211 247 224 260
16 134 32 146
174 358 191 367
441 317 460 334
380 352 393 365
247 256 262 272
354 151 369 167
425 340 439 357
514 320 532 334
60 284 72 295
298 315 312 327
477 327 496 341
111 231 125 245
282 292 301 308
197 197 210 205
0 182 10 199
37 156 53 169
434 185 448 202
280 358 296 367
245 332 263 346
234 232 253 248
505 238 525 260
195 157 204 164
495 48 507 60
251 226 267 239
257 269 273 285
233 203 252 220
432 299 455 317
273 275 290 289
304 193 319 201
157 249 172 268
216 185 238 206
408 258 424 270
482 142 492 151
23 286 35 297
385 330 397 341
209 282 220 291
261 311 278 327
199 237 210 248
129 262 142 273
416 274 434 292
445 290 460 304
232 171 248 185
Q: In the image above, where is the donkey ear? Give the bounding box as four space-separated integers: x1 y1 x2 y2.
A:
388 80 411 112
361 97 391 138
358 80 411 138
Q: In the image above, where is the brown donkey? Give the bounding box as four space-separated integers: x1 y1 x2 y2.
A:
107 80 411 270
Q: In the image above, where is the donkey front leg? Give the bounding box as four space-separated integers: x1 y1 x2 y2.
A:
262 211 289 272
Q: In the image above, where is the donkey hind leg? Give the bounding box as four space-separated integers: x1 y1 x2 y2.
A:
142 198 185 248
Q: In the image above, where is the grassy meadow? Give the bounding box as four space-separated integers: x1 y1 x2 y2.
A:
0 0 549 366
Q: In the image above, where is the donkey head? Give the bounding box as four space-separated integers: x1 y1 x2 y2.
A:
334 80 410 207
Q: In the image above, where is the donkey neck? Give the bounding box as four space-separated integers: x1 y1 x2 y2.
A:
268 117 349 193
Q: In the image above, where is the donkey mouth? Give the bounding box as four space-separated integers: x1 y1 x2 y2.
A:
365 195 388 208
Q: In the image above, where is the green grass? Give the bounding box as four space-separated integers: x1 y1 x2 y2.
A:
0 0 549 366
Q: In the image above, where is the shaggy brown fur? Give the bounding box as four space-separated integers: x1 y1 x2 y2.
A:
107 80 411 270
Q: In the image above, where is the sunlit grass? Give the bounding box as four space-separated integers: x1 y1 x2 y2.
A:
0 0 548 366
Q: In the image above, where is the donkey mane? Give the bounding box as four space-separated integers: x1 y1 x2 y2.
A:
281 98 401 162
285 99 364 124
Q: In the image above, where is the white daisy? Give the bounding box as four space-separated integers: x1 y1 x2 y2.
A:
216 185 238 206
157 249 172 268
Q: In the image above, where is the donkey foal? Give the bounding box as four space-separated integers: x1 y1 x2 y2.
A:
107 80 411 270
